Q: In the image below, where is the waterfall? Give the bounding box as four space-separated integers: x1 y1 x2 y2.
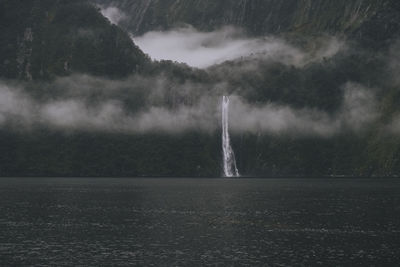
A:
222 96 240 177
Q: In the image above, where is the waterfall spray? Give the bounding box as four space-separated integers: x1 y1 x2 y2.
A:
222 96 240 177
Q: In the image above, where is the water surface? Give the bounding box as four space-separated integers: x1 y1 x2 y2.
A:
0 178 399 266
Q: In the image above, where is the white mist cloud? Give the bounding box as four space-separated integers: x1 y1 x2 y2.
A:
39 96 219 133
0 79 379 137
0 84 37 126
0 80 218 133
385 112 400 134
134 98 219 133
229 83 378 136
40 100 125 130
134 26 345 68
99 6 126 25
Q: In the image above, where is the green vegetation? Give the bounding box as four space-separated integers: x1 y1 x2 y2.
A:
0 0 149 80
1 0 400 177
95 0 400 47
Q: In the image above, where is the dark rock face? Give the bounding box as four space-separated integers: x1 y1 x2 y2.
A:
95 0 400 42
0 0 149 80
1 0 400 177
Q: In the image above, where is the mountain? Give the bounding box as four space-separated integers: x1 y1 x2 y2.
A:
95 0 400 46
1 0 400 177
0 0 149 80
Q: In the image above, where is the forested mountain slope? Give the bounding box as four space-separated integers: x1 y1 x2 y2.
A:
1 0 400 177
95 0 400 46
0 0 149 80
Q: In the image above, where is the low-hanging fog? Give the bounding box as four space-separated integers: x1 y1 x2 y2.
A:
1 6 397 138
0 76 383 137
99 5 126 25
133 26 345 68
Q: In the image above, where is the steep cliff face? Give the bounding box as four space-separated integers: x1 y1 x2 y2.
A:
1 0 400 177
95 0 400 44
0 0 149 80
95 0 299 34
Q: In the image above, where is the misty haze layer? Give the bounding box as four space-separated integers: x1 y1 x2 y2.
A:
0 3 388 139
229 83 378 136
0 78 382 137
99 5 126 25
134 26 344 68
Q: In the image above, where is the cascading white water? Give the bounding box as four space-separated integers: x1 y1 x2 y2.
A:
222 96 240 177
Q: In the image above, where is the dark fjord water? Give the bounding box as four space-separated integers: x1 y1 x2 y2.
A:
0 178 399 266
